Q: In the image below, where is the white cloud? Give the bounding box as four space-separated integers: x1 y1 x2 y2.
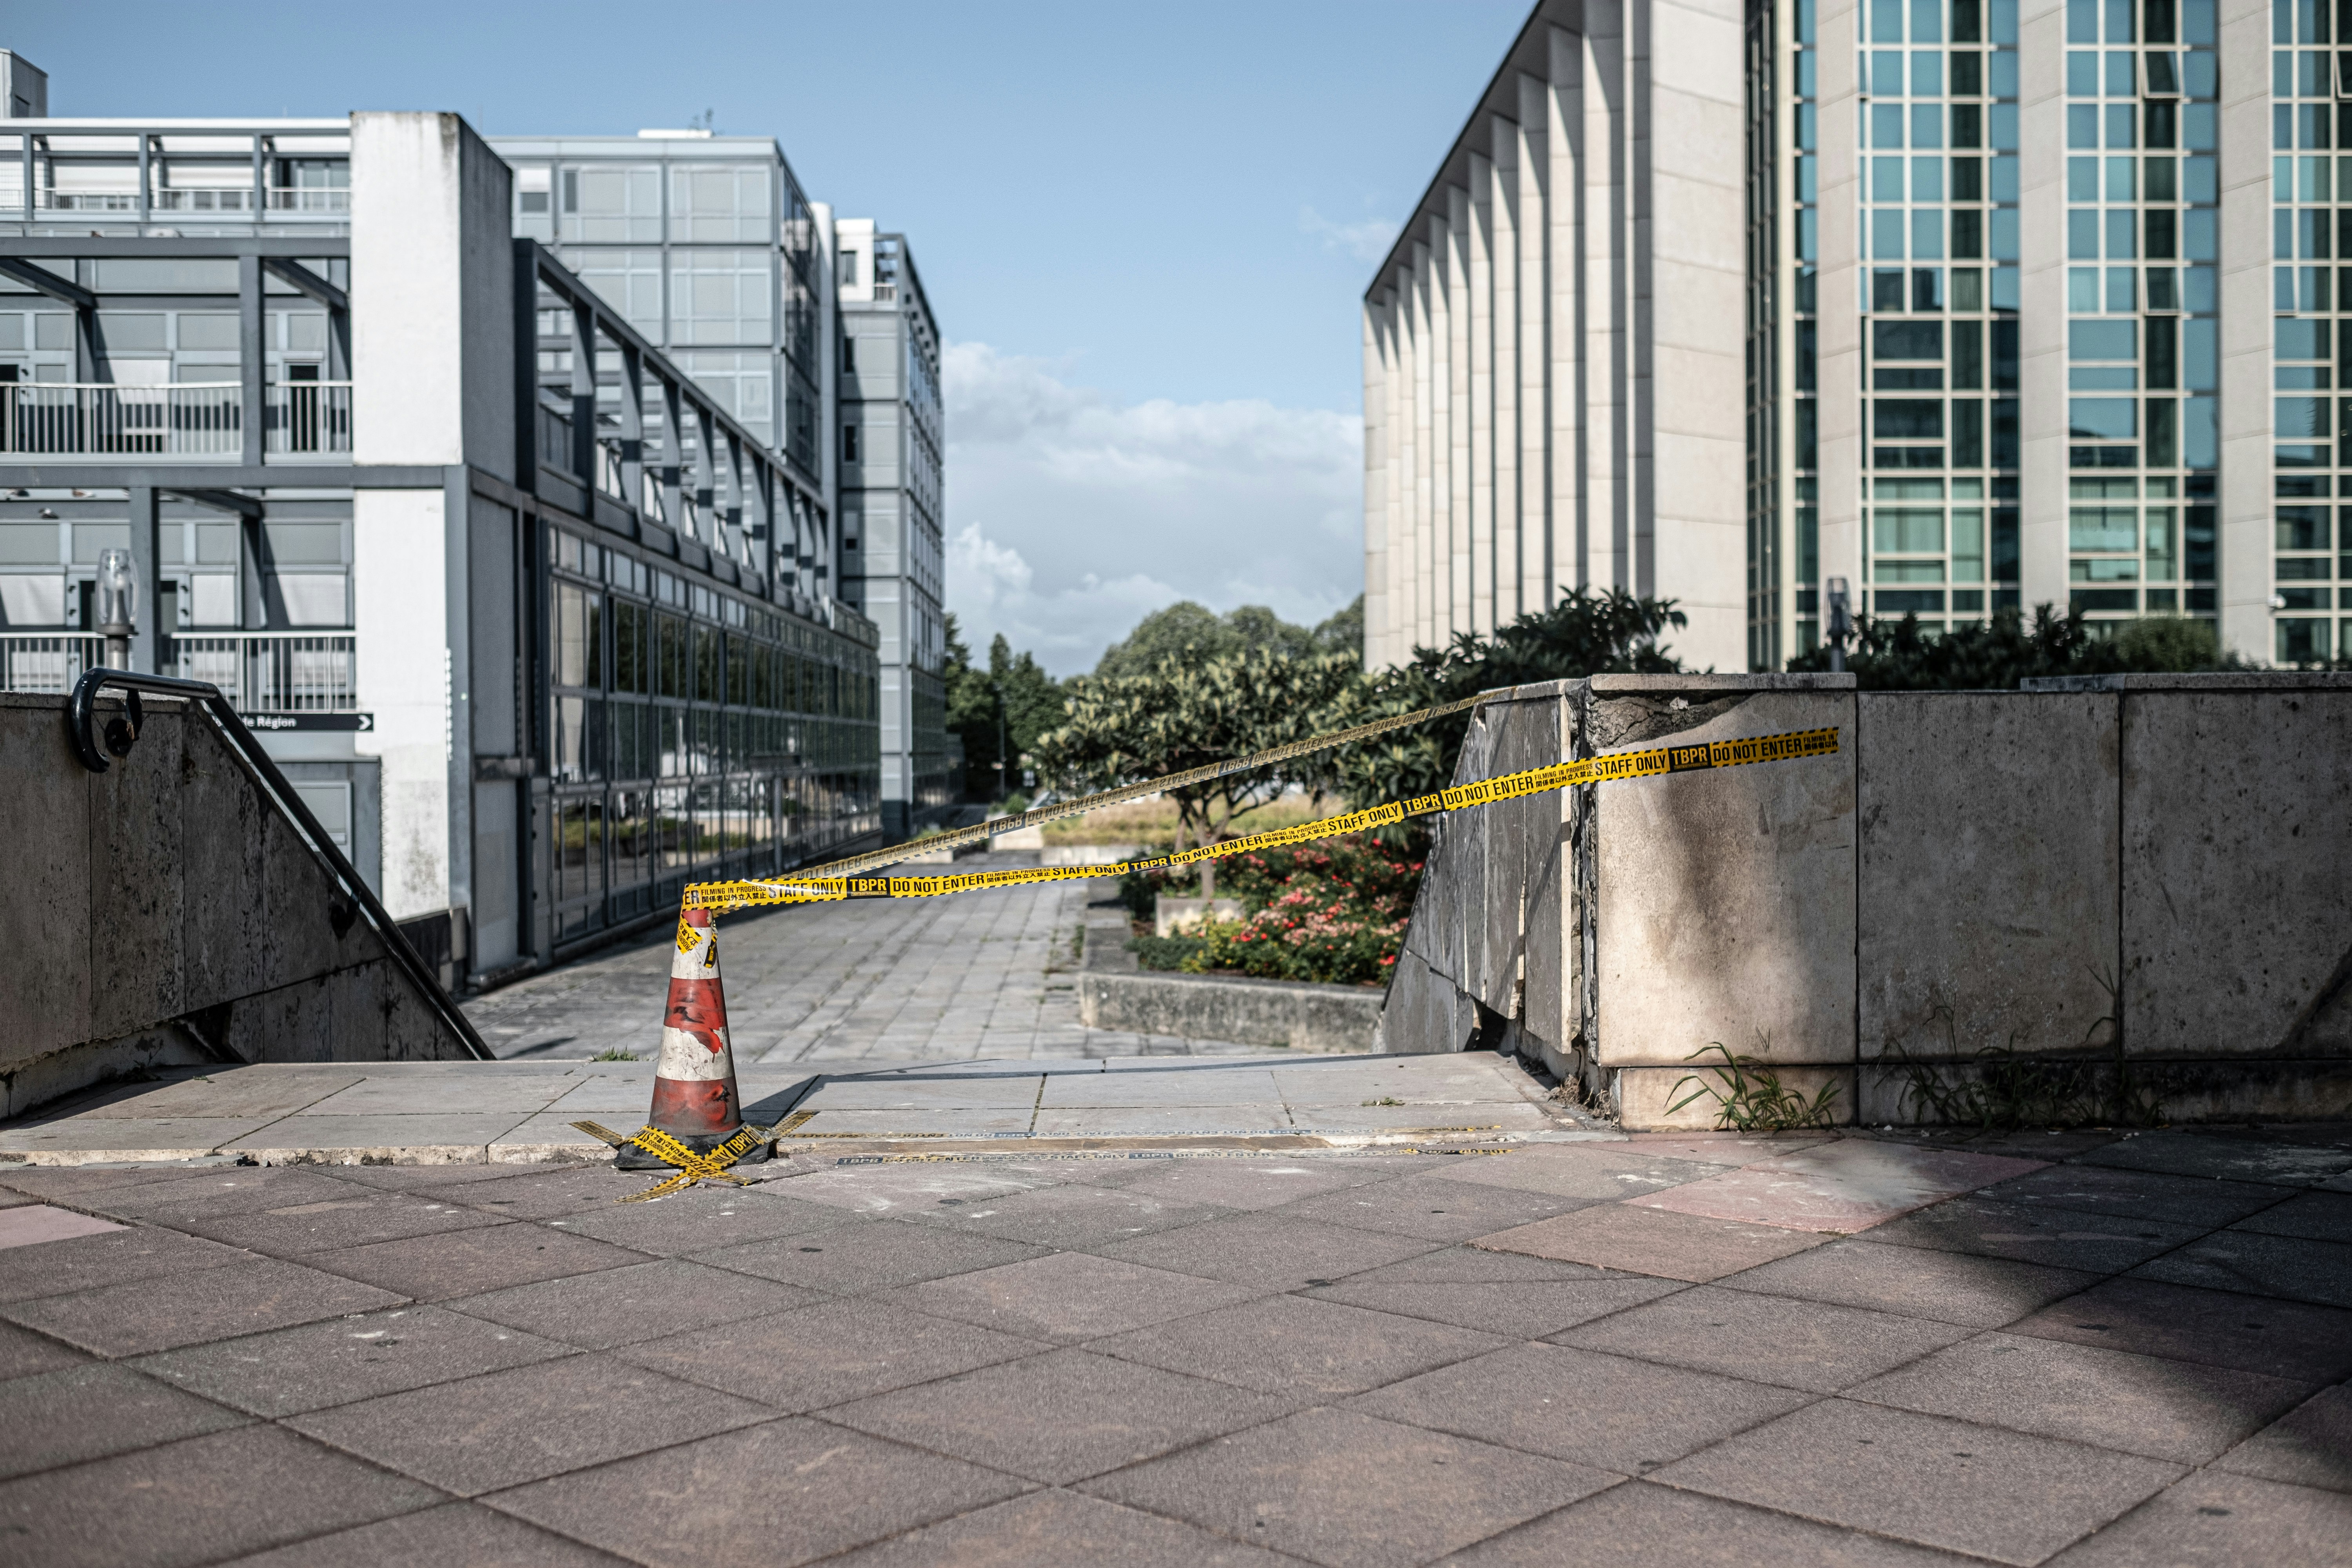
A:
943 342 1362 676
1299 205 1400 264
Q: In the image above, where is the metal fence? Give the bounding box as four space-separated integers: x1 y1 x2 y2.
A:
0 632 356 710
0 635 103 694
264 381 352 455
0 382 241 458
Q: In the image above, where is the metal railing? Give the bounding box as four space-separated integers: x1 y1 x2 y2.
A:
169 633 355 711
265 380 352 455
0 634 103 694
14 187 350 215
0 382 241 457
65 667 492 1061
0 381 352 458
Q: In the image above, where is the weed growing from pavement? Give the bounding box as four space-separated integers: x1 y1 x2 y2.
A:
1668 1041 1842 1131
590 1048 642 1062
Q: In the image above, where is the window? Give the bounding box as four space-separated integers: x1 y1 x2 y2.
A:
840 249 860 287
840 334 857 374
842 424 860 462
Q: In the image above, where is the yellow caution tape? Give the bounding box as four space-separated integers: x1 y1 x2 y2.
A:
684 726 1840 915
570 1118 773 1201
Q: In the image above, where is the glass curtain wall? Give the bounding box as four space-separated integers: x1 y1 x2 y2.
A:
2272 0 2350 660
545 523 880 944
1858 0 2023 632
2063 0 2220 630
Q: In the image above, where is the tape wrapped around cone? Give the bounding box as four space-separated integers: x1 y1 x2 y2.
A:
619 906 768 1169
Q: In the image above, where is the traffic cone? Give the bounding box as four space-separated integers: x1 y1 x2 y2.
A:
615 905 770 1171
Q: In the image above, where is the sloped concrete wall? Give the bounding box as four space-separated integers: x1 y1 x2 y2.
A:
1379 672 2352 1129
0 694 477 1118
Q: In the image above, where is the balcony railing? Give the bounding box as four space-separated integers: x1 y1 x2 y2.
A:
170 633 357 711
15 187 350 216
0 631 357 710
0 381 351 460
264 381 352 455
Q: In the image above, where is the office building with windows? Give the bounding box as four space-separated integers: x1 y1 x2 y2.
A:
834 220 949 838
0 97 883 987
1366 0 2343 670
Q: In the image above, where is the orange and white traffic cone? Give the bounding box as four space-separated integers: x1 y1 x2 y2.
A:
615 905 770 1171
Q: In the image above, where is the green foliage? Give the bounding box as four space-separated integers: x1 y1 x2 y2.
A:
1093 600 1357 681
589 1048 642 1062
1034 646 1362 853
1120 836 1423 986
1666 1042 1842 1131
1312 595 1365 663
1784 605 2242 689
1128 933 1205 971
1327 588 1688 836
942 613 1063 799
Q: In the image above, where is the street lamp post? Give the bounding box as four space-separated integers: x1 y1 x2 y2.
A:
1825 576 1852 675
96 547 138 671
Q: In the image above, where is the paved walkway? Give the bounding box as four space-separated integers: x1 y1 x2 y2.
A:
465 853 1266 1064
0 1092 2345 1564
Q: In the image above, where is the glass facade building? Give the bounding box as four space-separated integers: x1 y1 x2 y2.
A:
1367 0 2347 670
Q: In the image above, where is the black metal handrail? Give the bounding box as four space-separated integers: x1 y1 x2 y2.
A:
66 667 494 1062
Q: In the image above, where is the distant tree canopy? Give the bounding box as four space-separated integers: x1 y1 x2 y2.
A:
1092 597 1364 681
942 613 1063 801
1784 606 2246 688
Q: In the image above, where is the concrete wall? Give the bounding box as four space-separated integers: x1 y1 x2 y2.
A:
1380 673 2352 1129
0 694 477 1120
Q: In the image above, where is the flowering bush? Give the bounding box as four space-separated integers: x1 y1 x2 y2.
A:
1123 835 1421 987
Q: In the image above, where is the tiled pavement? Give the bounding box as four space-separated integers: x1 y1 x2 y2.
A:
463 854 1260 1064
1 1114 2347 1565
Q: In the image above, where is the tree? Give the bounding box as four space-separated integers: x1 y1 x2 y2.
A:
1034 646 1361 898
1093 601 1318 680
1325 588 1688 828
940 614 1062 801
1313 595 1365 662
1782 606 2246 688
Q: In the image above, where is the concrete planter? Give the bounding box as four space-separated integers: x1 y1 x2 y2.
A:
1079 967 1382 1053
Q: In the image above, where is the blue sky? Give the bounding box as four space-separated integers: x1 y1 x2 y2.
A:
13 1 1531 668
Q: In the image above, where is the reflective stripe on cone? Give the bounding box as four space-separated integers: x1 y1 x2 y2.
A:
646 905 742 1139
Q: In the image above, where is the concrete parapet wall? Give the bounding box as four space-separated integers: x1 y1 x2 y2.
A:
1380 673 2352 1130
1078 933 1381 1053
0 694 477 1118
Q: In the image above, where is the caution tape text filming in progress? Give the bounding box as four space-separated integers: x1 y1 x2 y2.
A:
682 725 1840 916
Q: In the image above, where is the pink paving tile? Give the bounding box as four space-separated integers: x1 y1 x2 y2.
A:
1627 1140 2047 1234
0 1204 129 1250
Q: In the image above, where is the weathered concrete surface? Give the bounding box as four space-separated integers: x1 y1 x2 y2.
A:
1855 692 2121 1123
0 695 475 1120
2121 687 2352 1114
1586 677 1859 1128
1082 968 1382 1054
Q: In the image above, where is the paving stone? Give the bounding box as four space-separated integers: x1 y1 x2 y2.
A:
484 1416 1027 1567
0 1424 443 1568
2212 1384 2352 1493
828 1345 1299 1483
1325 1243 1629 1284
773 1161 1091 1218
1266 1171 1586 1242
215 1500 631 1567
1089 1211 1441 1291
1440 1475 1982 1566
1475 1203 1830 1283
303 1222 648 1301
2230 1189 2352 1244
0 1319 87 1382
1062 1155 1399 1209
1715 1238 2102 1328
0 1163 238 1201
447 1258 820 1351
49 1069 363 1123
1632 1142 2045 1234
0 1223 250 1304
549 1185 850 1256
2129 1230 2352 1308
1651 1397 2184 1565
1860 1196 2206 1273
890 1250 1260 1343
409 1165 656 1220
88 1167 402 1221
695 1216 1048 1293
613 1296 1045 1412
2004 1276 2352 1383
1093 1292 1508 1397
0 1204 127 1252
169 1190 511 1256
814 1488 1298 1568
1620 1133 1838 1165
1082 1405 1612 1568
1555 1283 1969 1394
134 1303 576 1417
2042 1469 2352 1566
1970 1164 2290 1230
1304 1276 1682 1336
1850 1331 2316 1464
287 1351 773 1495
315 1163 549 1191
1354 1341 1809 1472
4 1256 405 1356
0 1363 250 1479
2072 1132 2352 1188
1421 1144 1726 1201
910 1182 1227 1249
0 1117 284 1161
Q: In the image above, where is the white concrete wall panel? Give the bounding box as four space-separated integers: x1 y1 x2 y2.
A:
2217 0 2278 660
352 488 453 920
2018 0 2070 610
